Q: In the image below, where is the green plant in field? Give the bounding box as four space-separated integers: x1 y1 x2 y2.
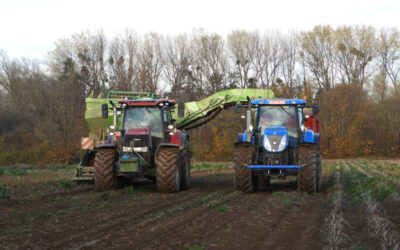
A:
0 184 10 199
70 195 81 200
120 185 136 195
9 208 17 214
59 178 72 188
32 211 56 221
99 192 115 200
7 168 27 176
183 242 208 250
272 191 284 196
282 198 291 206
102 202 110 210
0 169 3 176
217 205 227 212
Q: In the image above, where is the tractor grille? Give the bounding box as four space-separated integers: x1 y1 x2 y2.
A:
124 135 149 148
267 135 282 151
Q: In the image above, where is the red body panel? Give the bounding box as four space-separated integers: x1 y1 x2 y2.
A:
170 130 181 147
126 127 150 135
305 114 320 133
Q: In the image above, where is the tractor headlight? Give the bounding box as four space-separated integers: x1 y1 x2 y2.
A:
277 134 287 151
123 146 148 152
263 135 272 151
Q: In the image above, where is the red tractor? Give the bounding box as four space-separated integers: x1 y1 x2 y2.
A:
91 97 190 192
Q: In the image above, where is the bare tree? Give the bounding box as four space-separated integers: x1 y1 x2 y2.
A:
281 33 298 96
253 32 283 88
227 30 258 88
299 25 336 90
189 31 228 98
136 33 163 92
378 28 400 90
108 29 139 90
334 26 377 85
48 30 108 96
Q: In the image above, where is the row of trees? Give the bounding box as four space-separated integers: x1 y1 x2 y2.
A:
1 25 400 164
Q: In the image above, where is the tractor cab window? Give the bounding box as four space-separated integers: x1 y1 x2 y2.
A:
162 109 172 128
258 105 298 140
123 107 163 138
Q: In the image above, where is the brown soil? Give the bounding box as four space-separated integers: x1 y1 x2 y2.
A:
0 161 396 250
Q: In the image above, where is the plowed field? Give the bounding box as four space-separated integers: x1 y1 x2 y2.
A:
1 160 399 249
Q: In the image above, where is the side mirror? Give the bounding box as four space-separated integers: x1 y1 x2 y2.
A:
101 103 109 119
178 103 185 117
312 103 319 115
234 103 242 113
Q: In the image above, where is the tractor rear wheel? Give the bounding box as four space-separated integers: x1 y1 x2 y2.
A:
94 149 118 192
156 147 181 192
180 145 191 190
297 146 317 193
234 145 254 193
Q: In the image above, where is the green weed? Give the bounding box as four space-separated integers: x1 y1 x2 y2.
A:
282 198 291 206
217 205 227 212
98 192 116 201
102 202 110 210
0 184 10 199
272 191 284 196
70 195 81 200
183 242 208 250
7 168 27 176
120 185 136 195
32 211 56 221
59 178 72 188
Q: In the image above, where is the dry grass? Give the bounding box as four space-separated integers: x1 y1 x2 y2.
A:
363 193 399 250
325 170 346 250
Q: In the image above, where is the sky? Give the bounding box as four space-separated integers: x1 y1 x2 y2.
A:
0 0 400 60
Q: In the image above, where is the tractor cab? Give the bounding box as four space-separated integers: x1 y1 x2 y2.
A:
111 98 177 175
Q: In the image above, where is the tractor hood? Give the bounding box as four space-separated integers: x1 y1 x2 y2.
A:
123 127 152 149
262 125 289 152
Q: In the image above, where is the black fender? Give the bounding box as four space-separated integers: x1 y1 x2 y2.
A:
180 133 189 150
106 135 113 144
95 144 118 150
234 141 256 149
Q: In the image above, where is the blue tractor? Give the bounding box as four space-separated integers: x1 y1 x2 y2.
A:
234 98 321 193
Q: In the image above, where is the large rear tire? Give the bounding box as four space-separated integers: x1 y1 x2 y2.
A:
94 149 118 192
297 146 317 193
234 145 254 193
156 147 181 193
180 145 191 190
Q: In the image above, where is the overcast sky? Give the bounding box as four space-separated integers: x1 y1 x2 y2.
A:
1 0 399 60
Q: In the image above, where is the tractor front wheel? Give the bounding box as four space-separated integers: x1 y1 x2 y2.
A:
156 147 181 192
234 145 254 193
94 149 118 192
297 146 317 193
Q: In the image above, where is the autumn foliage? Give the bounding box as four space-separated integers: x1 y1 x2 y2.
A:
1 25 400 164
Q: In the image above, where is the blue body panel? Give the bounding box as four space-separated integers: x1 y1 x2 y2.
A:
237 133 244 142
262 125 289 152
248 165 302 169
302 129 315 143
